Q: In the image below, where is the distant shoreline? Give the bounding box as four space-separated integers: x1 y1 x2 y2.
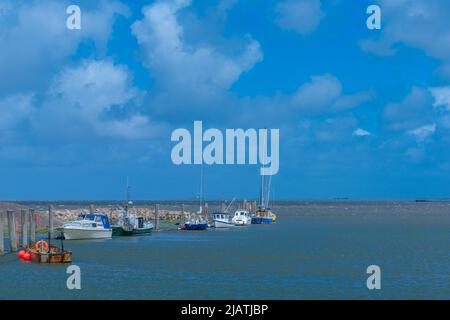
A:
3 199 450 207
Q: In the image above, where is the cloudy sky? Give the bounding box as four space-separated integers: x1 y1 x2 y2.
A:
1 0 450 200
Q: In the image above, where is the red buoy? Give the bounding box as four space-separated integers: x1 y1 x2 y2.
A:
18 250 26 260
23 252 31 262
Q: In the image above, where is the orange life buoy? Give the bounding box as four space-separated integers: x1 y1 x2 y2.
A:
35 240 49 253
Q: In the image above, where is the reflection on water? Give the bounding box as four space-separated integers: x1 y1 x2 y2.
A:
0 201 449 299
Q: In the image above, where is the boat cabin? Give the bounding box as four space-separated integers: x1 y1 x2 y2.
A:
77 214 110 228
234 210 249 218
213 212 231 220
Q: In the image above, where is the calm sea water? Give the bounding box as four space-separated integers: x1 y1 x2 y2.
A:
0 201 449 299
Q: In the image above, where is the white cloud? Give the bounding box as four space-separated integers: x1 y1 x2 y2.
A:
131 0 263 100
49 60 138 117
0 94 34 142
0 94 33 127
360 0 450 78
275 0 324 35
0 0 128 95
291 74 341 112
37 60 160 140
430 86 450 110
383 86 435 131
332 90 375 112
354 128 371 136
290 74 373 114
408 123 436 142
315 116 358 143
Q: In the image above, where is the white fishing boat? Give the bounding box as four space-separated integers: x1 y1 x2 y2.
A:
211 198 237 228
232 210 252 226
63 213 112 240
112 179 154 236
212 212 235 228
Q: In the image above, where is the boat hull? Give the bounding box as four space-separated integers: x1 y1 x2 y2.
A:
112 226 153 236
251 217 273 224
213 220 236 228
63 228 112 240
184 223 208 230
233 220 251 226
26 247 72 264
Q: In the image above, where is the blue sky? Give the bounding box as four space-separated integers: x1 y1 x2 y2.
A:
1 0 450 200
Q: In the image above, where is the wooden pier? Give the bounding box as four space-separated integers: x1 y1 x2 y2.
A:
0 199 261 254
0 207 37 255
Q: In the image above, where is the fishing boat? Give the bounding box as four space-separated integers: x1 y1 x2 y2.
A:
184 216 208 230
232 210 252 226
22 210 72 264
212 212 235 228
212 198 238 228
252 162 277 224
25 239 72 264
112 179 154 236
112 212 154 236
183 165 208 231
63 213 112 240
251 210 276 224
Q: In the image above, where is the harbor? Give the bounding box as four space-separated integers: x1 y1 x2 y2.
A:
0 199 269 257
0 200 449 299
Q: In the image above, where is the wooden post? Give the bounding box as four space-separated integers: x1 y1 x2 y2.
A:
48 205 54 235
89 204 95 214
15 221 19 249
204 202 209 221
7 210 17 252
0 212 4 255
155 204 160 231
29 208 36 244
181 204 185 225
21 209 28 248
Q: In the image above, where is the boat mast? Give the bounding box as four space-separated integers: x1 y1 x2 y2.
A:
125 176 130 218
259 129 267 210
225 198 236 213
199 164 203 214
266 174 272 209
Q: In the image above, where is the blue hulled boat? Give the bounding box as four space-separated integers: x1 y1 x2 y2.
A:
184 220 208 230
251 215 274 224
251 163 277 224
183 164 209 231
